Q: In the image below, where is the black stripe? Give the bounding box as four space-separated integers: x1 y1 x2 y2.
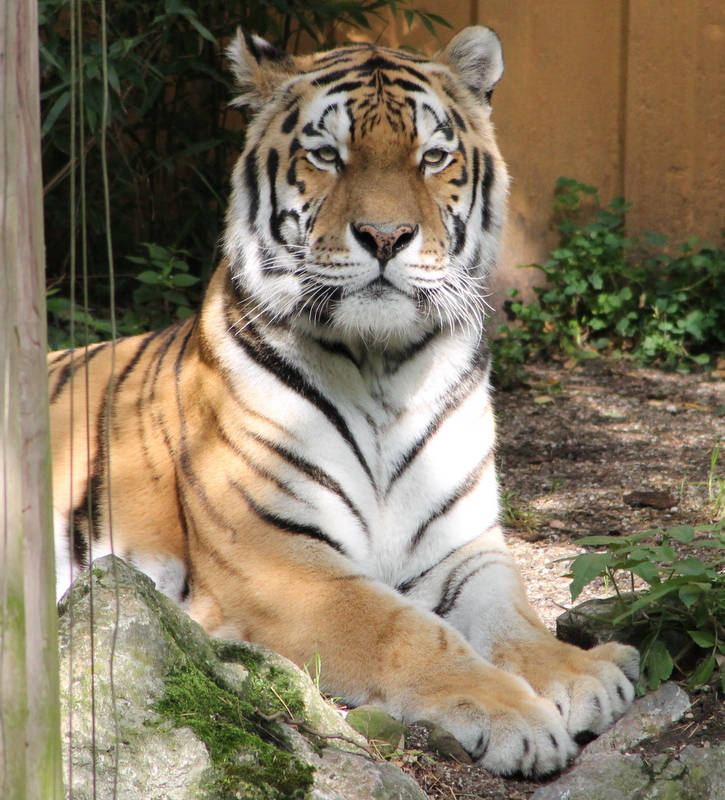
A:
171 324 242 539
210 405 307 503
449 141 468 188
395 62 431 79
449 108 467 133
385 340 490 484
432 544 508 616
386 366 488 491
252 432 370 538
286 156 305 194
282 106 299 134
481 152 495 231
451 214 466 257
70 505 89 568
302 121 323 138
434 561 505 616
356 56 430 83
418 550 485 600
383 330 438 375
325 81 364 95
396 545 497 596
390 78 426 93
408 451 495 551
244 147 260 226
436 117 455 141
470 147 481 215
242 30 288 65
267 148 283 243
313 338 361 370
135 323 183 481
231 320 374 483
149 321 185 404
312 53 359 68
49 348 73 367
112 329 165 395
50 343 109 404
238 486 345 555
313 69 351 87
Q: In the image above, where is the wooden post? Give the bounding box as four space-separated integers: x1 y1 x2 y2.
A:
0 0 63 797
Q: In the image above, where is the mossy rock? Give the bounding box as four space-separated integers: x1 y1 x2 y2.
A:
57 555 426 800
346 705 406 756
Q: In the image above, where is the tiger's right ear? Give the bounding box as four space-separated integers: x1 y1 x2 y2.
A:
226 29 299 111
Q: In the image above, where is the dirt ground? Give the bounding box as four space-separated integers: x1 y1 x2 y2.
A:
397 358 725 800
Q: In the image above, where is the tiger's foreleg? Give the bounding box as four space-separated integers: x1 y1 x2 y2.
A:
403 527 640 741
186 535 575 777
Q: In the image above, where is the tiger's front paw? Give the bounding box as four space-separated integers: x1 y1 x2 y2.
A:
503 638 640 740
425 672 578 777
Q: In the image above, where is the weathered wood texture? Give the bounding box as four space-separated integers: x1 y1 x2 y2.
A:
0 0 63 797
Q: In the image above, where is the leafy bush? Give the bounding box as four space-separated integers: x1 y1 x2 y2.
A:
569 503 725 695
40 0 449 348
493 177 725 387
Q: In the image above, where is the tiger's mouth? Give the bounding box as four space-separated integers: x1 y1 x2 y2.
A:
360 275 405 299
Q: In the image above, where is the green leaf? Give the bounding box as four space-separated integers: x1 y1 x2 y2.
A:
170 273 200 287
678 584 703 608
423 12 454 28
41 90 71 138
688 630 716 648
627 580 686 613
569 552 612 601
668 525 696 543
673 557 709 577
135 271 162 285
631 561 664 585
186 14 217 43
690 654 716 688
646 639 673 688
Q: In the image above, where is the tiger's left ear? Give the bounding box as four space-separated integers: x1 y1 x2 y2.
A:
437 26 504 104
226 29 299 111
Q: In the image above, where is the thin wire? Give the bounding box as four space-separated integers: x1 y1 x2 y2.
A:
99 1 121 795
66 0 78 791
75 0 97 795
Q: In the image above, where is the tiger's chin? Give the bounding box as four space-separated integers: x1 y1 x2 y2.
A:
329 290 427 343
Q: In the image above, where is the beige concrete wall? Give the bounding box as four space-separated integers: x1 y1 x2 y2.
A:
625 0 725 245
472 1 627 311
332 1 725 317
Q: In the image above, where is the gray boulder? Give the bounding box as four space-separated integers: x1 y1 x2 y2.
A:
58 555 426 800
530 683 725 800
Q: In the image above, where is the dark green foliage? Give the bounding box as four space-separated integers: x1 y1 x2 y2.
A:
155 662 314 798
41 0 450 349
493 177 725 388
568 517 725 696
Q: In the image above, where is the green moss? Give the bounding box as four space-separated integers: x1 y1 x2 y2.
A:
213 640 266 667
213 640 306 719
154 662 313 799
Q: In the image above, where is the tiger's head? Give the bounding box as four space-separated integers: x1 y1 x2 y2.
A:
224 27 509 345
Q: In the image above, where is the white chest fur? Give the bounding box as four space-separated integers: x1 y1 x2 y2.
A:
218 321 501 590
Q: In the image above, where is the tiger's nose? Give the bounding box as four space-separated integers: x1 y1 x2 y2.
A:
351 223 417 262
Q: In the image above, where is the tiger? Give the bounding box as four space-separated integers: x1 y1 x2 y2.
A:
49 26 639 777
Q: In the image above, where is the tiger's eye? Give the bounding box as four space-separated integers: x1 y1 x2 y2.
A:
314 146 339 163
422 148 448 166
